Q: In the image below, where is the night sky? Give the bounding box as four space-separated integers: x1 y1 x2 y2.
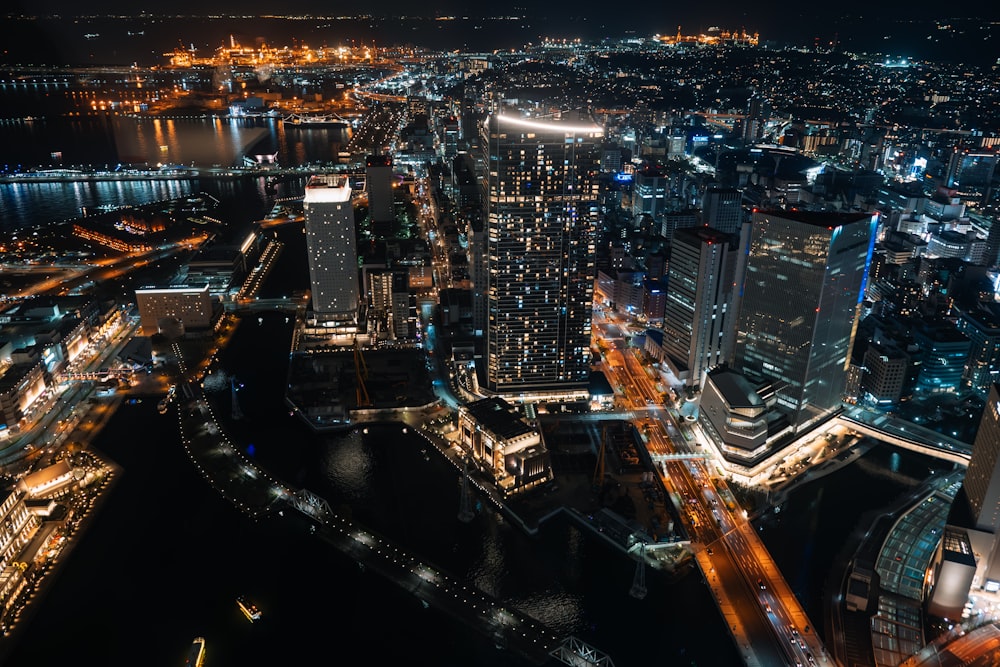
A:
12 0 1000 25
4 1 1000 68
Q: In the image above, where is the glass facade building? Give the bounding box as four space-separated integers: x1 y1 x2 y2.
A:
662 225 745 389
481 110 602 397
734 209 876 432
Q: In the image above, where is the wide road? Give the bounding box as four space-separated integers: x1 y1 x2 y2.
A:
591 307 829 666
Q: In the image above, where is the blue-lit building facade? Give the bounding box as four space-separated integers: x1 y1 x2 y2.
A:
956 306 1000 398
481 110 602 400
910 318 971 396
733 209 877 434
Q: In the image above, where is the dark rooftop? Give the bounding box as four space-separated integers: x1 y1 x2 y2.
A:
462 397 534 440
755 208 873 227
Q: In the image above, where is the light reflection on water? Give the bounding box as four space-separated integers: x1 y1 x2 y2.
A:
0 178 200 232
319 429 372 501
512 591 586 636
316 423 588 636
0 109 351 172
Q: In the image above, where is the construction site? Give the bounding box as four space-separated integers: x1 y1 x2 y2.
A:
284 341 437 431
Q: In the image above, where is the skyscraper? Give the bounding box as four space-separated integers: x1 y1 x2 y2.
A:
946 147 998 191
965 386 1000 530
366 154 395 228
929 383 1000 618
733 209 876 433
945 146 998 207
662 225 747 390
701 186 744 235
631 163 669 224
303 174 359 323
480 109 602 399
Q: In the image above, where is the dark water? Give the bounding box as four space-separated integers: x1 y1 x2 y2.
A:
0 83 345 234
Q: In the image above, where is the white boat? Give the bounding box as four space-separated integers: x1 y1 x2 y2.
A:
282 112 349 129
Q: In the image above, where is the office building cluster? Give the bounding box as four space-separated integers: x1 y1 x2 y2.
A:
285 44 1000 471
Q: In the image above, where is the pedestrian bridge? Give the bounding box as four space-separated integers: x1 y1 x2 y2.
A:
836 411 970 465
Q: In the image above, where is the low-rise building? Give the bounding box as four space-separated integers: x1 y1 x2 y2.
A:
457 397 553 497
135 285 217 337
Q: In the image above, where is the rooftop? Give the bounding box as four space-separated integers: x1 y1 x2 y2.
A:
462 397 535 441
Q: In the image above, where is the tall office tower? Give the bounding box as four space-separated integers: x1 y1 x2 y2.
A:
468 213 488 337
389 271 412 339
957 306 1000 398
985 219 1000 269
365 154 395 230
441 114 460 160
631 163 669 224
741 93 767 145
733 209 876 433
303 175 359 323
928 382 1000 614
961 384 1000 532
481 109 603 399
662 226 746 390
946 147 998 192
368 268 410 338
701 186 744 235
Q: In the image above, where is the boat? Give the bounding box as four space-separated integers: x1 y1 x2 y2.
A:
183 637 205 667
237 595 262 622
157 398 169 414
282 112 349 129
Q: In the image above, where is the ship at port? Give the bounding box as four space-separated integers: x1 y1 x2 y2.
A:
236 595 262 622
183 637 205 667
282 112 350 129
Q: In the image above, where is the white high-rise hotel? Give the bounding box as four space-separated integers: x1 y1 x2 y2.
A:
303 175 359 323
480 109 602 400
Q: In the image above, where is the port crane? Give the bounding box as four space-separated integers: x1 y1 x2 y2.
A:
354 338 372 408
593 424 608 490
